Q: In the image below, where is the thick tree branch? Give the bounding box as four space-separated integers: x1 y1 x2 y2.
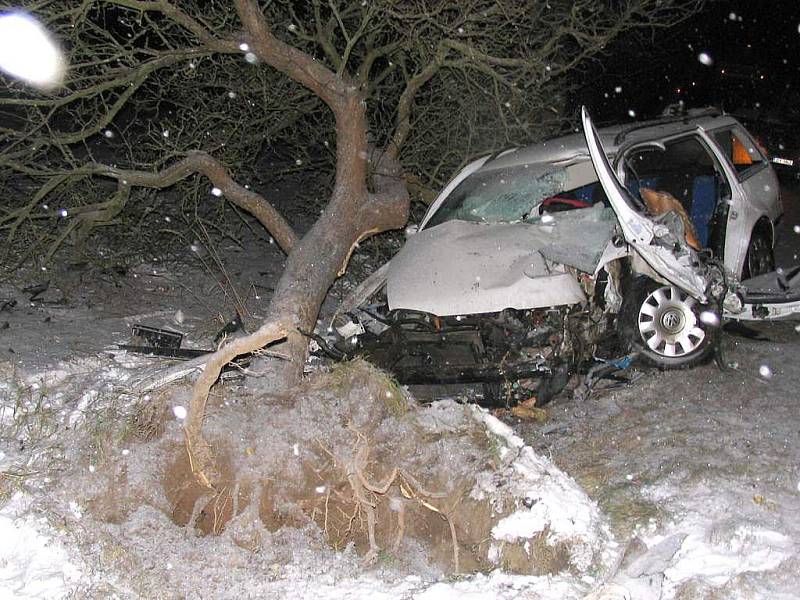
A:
99 152 297 253
103 0 238 52
235 0 346 109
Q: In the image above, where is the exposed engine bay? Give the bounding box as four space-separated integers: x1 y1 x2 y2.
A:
318 286 611 406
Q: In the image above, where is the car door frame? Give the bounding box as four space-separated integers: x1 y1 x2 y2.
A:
697 124 780 281
581 107 711 301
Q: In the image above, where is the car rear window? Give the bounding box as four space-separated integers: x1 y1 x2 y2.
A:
712 128 767 178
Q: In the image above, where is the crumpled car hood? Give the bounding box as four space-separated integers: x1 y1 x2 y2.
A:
387 219 590 316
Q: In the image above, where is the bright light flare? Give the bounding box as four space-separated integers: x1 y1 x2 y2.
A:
0 12 65 89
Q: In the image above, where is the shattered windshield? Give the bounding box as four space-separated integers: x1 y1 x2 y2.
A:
425 165 567 228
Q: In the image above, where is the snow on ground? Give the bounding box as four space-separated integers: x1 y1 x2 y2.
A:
1 183 799 599
0 252 614 599
4 273 797 600
0 343 613 599
0 493 82 599
520 318 800 599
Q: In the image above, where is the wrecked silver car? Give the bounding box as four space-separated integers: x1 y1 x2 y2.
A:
325 108 797 404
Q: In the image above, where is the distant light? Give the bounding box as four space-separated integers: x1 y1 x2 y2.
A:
759 365 772 379
628 109 636 118
239 42 249 52
0 12 65 89
211 187 222 197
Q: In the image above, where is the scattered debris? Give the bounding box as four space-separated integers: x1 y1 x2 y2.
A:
21 280 49 301
213 312 245 344
574 354 641 401
119 323 249 371
131 324 183 349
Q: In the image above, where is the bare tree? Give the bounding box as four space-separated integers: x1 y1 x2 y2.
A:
0 0 700 484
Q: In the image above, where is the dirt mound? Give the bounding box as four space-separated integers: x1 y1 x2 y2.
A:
89 360 604 577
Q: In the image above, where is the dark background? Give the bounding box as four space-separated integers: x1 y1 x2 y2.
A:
578 0 800 154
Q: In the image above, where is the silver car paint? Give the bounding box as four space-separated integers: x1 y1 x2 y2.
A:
337 109 789 323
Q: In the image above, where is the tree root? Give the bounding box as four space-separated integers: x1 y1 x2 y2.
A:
184 320 288 490
186 492 213 537
344 429 461 572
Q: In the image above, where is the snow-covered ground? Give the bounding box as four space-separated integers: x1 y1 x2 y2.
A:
1 184 799 599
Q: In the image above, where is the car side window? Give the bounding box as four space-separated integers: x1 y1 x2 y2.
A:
711 128 767 179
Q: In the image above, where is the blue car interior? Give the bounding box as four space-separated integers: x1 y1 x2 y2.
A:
625 173 720 248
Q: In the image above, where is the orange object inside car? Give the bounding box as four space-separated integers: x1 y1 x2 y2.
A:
732 135 753 165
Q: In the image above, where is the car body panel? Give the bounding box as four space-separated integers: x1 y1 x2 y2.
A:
340 108 789 329
387 219 589 316
695 126 781 277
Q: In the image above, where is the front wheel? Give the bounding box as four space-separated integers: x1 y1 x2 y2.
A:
620 278 716 369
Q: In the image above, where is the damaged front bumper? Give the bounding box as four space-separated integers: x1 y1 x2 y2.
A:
319 304 603 405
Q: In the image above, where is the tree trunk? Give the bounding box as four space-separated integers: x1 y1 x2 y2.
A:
184 91 408 486
261 92 409 385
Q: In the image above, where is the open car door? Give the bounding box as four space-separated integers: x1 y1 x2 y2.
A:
582 107 800 322
581 107 711 301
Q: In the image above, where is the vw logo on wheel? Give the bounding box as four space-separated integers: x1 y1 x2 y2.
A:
661 310 682 331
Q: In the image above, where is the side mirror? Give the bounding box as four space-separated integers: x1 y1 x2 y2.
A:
404 223 419 238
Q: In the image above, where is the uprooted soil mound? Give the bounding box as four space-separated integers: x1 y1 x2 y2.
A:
84 360 611 580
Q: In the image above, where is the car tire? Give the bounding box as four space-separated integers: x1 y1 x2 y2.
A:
620 277 715 369
742 228 775 280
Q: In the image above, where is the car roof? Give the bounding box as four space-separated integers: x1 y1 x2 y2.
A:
484 109 741 172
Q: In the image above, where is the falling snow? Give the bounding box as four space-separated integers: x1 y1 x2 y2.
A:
697 51 713 66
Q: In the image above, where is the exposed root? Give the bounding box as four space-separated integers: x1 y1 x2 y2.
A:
344 429 461 572
183 320 288 489
187 493 212 536
391 495 405 552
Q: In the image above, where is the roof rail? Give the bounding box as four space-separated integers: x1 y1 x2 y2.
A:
613 107 721 145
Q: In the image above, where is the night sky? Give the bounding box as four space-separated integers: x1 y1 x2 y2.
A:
581 0 800 146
